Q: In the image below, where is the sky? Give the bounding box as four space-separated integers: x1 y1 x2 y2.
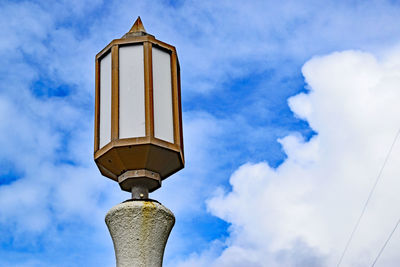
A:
1 0 400 266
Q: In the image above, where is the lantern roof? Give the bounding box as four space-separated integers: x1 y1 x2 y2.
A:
123 17 148 38
129 17 146 33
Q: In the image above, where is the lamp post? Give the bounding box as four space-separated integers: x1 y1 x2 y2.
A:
94 17 184 267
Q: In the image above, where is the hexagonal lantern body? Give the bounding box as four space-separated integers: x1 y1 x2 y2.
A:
94 18 184 195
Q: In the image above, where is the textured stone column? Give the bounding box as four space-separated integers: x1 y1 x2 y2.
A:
105 200 175 267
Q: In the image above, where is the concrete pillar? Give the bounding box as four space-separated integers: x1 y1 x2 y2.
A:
105 200 175 267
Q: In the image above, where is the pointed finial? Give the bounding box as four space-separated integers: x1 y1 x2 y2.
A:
129 17 146 33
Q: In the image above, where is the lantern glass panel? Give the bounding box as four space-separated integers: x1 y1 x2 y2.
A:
119 45 146 139
99 52 112 148
152 47 174 143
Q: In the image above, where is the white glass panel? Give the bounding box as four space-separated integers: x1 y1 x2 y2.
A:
119 45 146 139
152 47 174 143
99 52 112 148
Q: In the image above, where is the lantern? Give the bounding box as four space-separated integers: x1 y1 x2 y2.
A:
94 17 184 198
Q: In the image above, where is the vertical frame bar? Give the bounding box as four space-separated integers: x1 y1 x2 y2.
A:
111 45 119 140
144 42 154 137
171 52 180 145
176 57 184 162
94 58 100 152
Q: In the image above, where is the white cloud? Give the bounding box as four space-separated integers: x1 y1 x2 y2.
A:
189 49 400 266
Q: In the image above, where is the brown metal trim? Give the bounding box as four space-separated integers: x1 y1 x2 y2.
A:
96 44 113 60
94 136 151 159
179 151 185 165
96 36 153 59
161 163 183 181
171 52 179 145
94 135 180 160
114 136 151 147
144 42 154 137
111 45 119 140
94 58 100 152
150 137 180 152
96 162 118 180
176 57 184 162
151 39 176 52
113 35 154 46
94 141 114 159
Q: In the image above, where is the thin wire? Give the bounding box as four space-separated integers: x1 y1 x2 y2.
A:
337 127 400 267
371 217 400 267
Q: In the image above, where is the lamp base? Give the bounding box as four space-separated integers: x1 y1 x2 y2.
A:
105 200 175 267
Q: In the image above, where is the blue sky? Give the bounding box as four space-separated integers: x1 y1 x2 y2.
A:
2 0 400 266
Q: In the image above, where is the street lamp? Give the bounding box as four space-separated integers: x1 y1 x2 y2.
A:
94 17 184 199
96 17 183 266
